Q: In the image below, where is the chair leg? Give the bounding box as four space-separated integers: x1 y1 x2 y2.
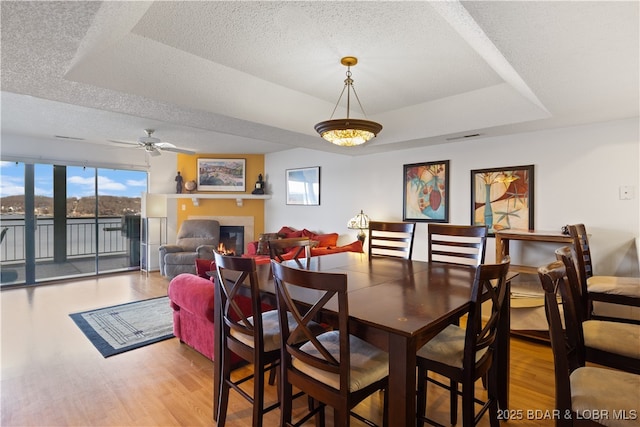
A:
333 408 349 427
280 378 293 427
382 388 389 427
217 351 231 426
268 363 277 385
253 364 265 427
450 379 458 425
416 367 427 427
461 380 474 427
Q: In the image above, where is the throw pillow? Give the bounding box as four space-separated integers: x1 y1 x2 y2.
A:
257 233 280 255
302 229 339 247
195 258 215 278
278 226 304 238
311 240 363 256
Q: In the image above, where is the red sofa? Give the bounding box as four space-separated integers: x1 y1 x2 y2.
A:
167 269 270 363
243 226 363 264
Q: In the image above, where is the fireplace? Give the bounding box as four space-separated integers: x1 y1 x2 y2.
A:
219 226 244 256
189 216 254 256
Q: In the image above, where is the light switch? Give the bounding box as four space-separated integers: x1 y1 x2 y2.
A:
619 186 634 200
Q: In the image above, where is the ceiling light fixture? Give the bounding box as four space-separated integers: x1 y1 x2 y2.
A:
314 56 382 147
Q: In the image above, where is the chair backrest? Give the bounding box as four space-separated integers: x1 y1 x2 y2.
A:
214 252 264 356
555 245 591 322
537 260 587 421
428 224 487 266
568 223 593 280
271 260 351 392
176 219 220 251
464 257 511 369
268 237 312 264
368 220 416 259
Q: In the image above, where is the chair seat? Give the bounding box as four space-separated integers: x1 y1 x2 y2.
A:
230 310 325 352
570 367 640 427
416 324 488 368
293 330 389 392
583 320 640 359
587 276 640 297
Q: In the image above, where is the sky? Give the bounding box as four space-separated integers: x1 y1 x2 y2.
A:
0 161 148 198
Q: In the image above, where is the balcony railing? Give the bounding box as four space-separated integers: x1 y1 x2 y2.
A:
1 217 133 262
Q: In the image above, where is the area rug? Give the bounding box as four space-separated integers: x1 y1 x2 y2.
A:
70 296 174 357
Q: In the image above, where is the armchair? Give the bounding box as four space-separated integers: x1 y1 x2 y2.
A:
159 220 220 279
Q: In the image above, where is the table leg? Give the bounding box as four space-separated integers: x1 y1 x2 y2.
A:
494 278 511 410
213 278 222 421
387 334 416 425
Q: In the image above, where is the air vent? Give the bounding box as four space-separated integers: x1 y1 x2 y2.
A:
54 135 85 141
445 133 481 141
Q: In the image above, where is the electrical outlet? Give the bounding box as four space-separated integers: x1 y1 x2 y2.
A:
619 186 634 200
181 204 186 211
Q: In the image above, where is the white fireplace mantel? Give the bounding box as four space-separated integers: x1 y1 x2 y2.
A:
165 193 270 207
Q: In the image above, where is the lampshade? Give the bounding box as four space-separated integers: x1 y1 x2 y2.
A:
314 57 382 147
142 192 167 217
347 209 370 230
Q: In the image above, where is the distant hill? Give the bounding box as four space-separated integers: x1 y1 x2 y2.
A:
0 195 141 217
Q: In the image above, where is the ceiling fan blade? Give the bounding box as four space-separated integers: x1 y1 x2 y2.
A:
158 145 196 155
107 139 141 147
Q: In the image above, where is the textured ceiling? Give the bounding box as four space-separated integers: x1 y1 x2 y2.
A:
1 1 638 157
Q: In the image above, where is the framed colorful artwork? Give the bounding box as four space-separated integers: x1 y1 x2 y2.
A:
403 160 449 222
471 164 534 236
197 158 246 192
286 166 320 205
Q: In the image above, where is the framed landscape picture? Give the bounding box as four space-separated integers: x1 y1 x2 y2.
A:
403 160 449 222
197 158 246 192
286 166 320 205
471 164 534 236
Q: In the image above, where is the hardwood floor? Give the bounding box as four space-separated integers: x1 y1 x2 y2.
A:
1 272 560 426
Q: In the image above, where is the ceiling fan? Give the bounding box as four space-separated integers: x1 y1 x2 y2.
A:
109 129 196 156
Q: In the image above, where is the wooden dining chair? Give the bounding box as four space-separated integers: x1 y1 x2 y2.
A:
368 220 416 260
268 237 312 264
555 246 640 374
271 260 389 427
427 224 488 266
568 224 640 321
416 257 510 427
537 260 640 427
214 252 282 427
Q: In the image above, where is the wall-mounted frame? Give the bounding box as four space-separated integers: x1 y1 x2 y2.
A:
197 158 246 192
403 160 449 222
471 164 534 236
286 166 320 205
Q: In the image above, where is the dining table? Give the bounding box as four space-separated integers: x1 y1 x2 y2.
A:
213 251 512 426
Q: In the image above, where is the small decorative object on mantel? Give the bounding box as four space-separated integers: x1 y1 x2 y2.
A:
251 173 265 195
175 171 184 194
185 180 197 193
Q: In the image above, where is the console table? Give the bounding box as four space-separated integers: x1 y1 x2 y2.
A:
495 229 573 341
495 229 573 275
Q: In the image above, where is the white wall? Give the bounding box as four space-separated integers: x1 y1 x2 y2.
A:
265 118 640 276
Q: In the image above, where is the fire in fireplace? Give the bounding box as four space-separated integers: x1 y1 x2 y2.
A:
219 226 244 256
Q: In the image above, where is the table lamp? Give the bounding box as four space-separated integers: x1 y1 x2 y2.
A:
347 210 370 244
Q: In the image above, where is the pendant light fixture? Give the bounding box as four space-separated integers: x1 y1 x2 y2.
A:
314 56 382 147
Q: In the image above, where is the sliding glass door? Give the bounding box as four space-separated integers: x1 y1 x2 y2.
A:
0 161 147 286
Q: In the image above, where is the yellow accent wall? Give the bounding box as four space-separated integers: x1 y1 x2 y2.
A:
175 154 265 241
